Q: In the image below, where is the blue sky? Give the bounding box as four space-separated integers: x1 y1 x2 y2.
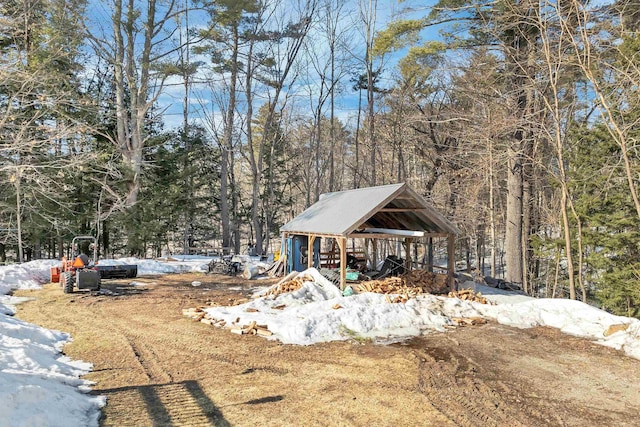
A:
153 0 442 132
84 0 442 132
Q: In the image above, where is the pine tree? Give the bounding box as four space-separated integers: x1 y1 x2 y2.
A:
569 124 640 317
0 0 95 261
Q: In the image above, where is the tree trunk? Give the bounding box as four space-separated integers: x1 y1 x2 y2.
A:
221 27 239 254
489 141 497 278
560 190 576 300
365 0 377 186
14 172 24 263
354 88 362 188
505 140 524 286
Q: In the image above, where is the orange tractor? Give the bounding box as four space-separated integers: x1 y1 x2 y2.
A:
50 235 137 293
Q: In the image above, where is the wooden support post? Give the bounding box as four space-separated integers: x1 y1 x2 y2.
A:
337 237 346 290
281 233 289 273
448 234 456 292
363 238 370 269
372 239 378 272
403 238 413 272
308 235 316 269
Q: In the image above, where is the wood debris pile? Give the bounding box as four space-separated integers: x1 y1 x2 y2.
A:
262 273 314 297
384 294 410 304
354 278 423 302
230 321 273 336
183 307 226 327
182 307 274 336
401 270 449 293
352 270 448 301
351 273 492 306
182 307 207 321
447 288 489 304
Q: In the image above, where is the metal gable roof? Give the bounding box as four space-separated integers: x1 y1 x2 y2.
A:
280 183 459 237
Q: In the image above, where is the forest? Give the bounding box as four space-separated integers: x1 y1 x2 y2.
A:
0 0 638 317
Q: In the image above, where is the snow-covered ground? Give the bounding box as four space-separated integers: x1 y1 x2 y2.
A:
1 259 640 426
205 269 640 359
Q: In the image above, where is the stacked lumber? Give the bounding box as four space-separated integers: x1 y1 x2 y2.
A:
265 259 285 277
263 273 314 297
447 288 489 304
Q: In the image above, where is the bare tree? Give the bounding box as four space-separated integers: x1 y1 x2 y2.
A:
240 0 317 255
88 0 183 207
0 0 110 261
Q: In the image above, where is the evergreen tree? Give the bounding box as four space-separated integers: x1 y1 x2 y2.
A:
197 0 261 254
0 0 94 260
569 124 640 317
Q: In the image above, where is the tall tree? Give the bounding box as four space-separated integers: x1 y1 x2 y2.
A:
376 0 543 288
198 0 261 254
88 0 182 208
0 0 95 261
241 0 316 255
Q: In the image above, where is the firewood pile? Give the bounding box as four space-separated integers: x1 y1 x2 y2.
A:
447 288 489 304
182 307 274 336
352 270 448 298
230 321 273 336
355 278 423 299
262 273 314 297
402 270 449 293
351 273 492 305
183 306 225 327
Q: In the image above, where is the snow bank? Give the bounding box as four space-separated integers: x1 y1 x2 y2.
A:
477 298 640 359
0 257 212 296
0 311 104 426
204 268 640 359
99 257 210 275
0 260 59 295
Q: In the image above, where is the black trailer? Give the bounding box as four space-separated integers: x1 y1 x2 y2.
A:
97 264 138 279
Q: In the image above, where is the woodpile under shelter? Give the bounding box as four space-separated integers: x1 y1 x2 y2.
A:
279 183 459 290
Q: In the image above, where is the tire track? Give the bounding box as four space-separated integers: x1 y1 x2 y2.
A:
414 348 541 427
121 333 174 384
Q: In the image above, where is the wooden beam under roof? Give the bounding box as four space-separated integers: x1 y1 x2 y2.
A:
349 231 450 239
378 207 425 212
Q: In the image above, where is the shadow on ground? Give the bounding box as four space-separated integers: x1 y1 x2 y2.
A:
96 380 230 426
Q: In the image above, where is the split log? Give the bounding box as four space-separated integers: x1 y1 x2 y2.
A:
604 323 630 337
452 317 487 326
263 274 315 297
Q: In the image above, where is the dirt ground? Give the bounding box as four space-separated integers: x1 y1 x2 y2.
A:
13 272 640 427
